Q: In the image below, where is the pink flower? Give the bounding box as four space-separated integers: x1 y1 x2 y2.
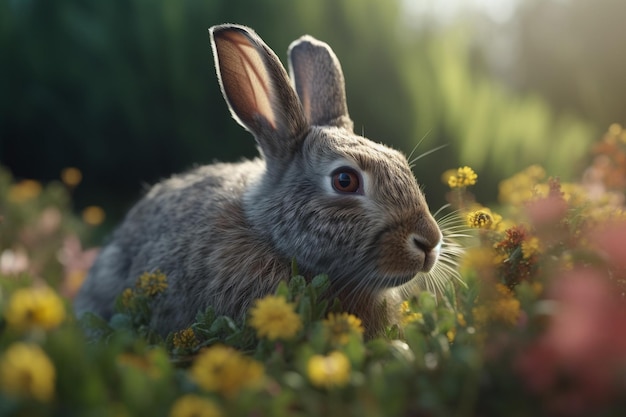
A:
588 220 626 272
0 249 29 275
517 267 626 416
526 196 568 228
58 235 99 298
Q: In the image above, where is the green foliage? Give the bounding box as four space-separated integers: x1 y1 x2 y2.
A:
4 130 626 416
1 0 597 219
397 27 596 201
512 0 626 130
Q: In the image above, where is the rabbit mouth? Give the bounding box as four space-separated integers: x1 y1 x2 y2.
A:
375 239 446 289
376 231 442 281
421 239 442 271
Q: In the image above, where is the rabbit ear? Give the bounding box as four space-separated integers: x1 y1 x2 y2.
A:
288 35 354 131
210 25 308 160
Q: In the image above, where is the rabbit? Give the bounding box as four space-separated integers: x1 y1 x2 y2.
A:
74 23 455 337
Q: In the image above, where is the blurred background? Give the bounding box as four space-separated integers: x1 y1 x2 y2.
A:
1 0 623 240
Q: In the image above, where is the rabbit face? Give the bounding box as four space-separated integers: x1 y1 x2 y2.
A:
247 125 442 290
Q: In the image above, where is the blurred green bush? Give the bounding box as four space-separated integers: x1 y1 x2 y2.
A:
0 0 597 227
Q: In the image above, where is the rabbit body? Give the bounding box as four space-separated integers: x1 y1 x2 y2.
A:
74 25 443 336
75 160 287 334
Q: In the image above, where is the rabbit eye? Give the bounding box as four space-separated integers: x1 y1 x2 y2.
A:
331 168 361 194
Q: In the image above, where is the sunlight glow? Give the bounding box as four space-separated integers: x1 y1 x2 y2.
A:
402 0 520 24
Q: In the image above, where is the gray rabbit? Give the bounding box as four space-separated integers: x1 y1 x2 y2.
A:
74 24 455 336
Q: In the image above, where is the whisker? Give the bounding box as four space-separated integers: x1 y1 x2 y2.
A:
409 144 448 168
432 203 453 219
325 205 469 327
409 207 470 298
407 129 433 163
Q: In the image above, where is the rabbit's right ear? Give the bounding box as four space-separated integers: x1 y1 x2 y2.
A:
210 25 309 161
288 36 354 131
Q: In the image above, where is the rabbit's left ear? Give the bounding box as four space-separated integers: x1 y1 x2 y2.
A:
288 36 354 131
210 25 309 161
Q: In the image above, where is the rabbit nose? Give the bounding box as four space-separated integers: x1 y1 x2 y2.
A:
410 233 442 272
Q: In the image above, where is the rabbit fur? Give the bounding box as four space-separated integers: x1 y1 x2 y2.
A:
74 24 444 337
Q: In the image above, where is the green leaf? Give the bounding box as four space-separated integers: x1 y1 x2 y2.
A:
109 313 135 332
291 258 300 276
310 274 330 292
275 280 290 298
436 308 457 334
343 336 366 367
78 312 114 342
385 324 402 340
366 338 393 360
418 291 437 313
209 315 240 336
288 275 307 299
310 299 329 321
194 306 216 325
422 313 437 334
404 326 427 368
298 295 313 324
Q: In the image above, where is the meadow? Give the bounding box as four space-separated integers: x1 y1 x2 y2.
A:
2 124 626 416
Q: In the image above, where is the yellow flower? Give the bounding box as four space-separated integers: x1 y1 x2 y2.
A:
446 329 456 343
499 165 546 206
190 345 264 397
0 343 56 402
521 236 541 259
248 295 302 341
170 394 222 417
559 252 574 271
307 351 351 389
4 286 66 331
60 167 82 187
466 208 502 230
65 270 87 298
608 122 622 136
560 182 586 205
323 313 364 345
459 247 499 275
457 313 467 327
120 288 135 307
136 270 168 297
82 205 106 226
116 350 163 379
492 296 521 326
399 301 423 326
473 284 520 327
8 180 42 203
467 209 492 229
172 328 198 350
447 166 478 188
472 306 489 326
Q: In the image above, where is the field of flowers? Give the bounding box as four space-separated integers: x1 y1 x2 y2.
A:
2 125 626 417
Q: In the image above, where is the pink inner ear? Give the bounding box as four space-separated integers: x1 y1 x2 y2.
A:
215 30 277 130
